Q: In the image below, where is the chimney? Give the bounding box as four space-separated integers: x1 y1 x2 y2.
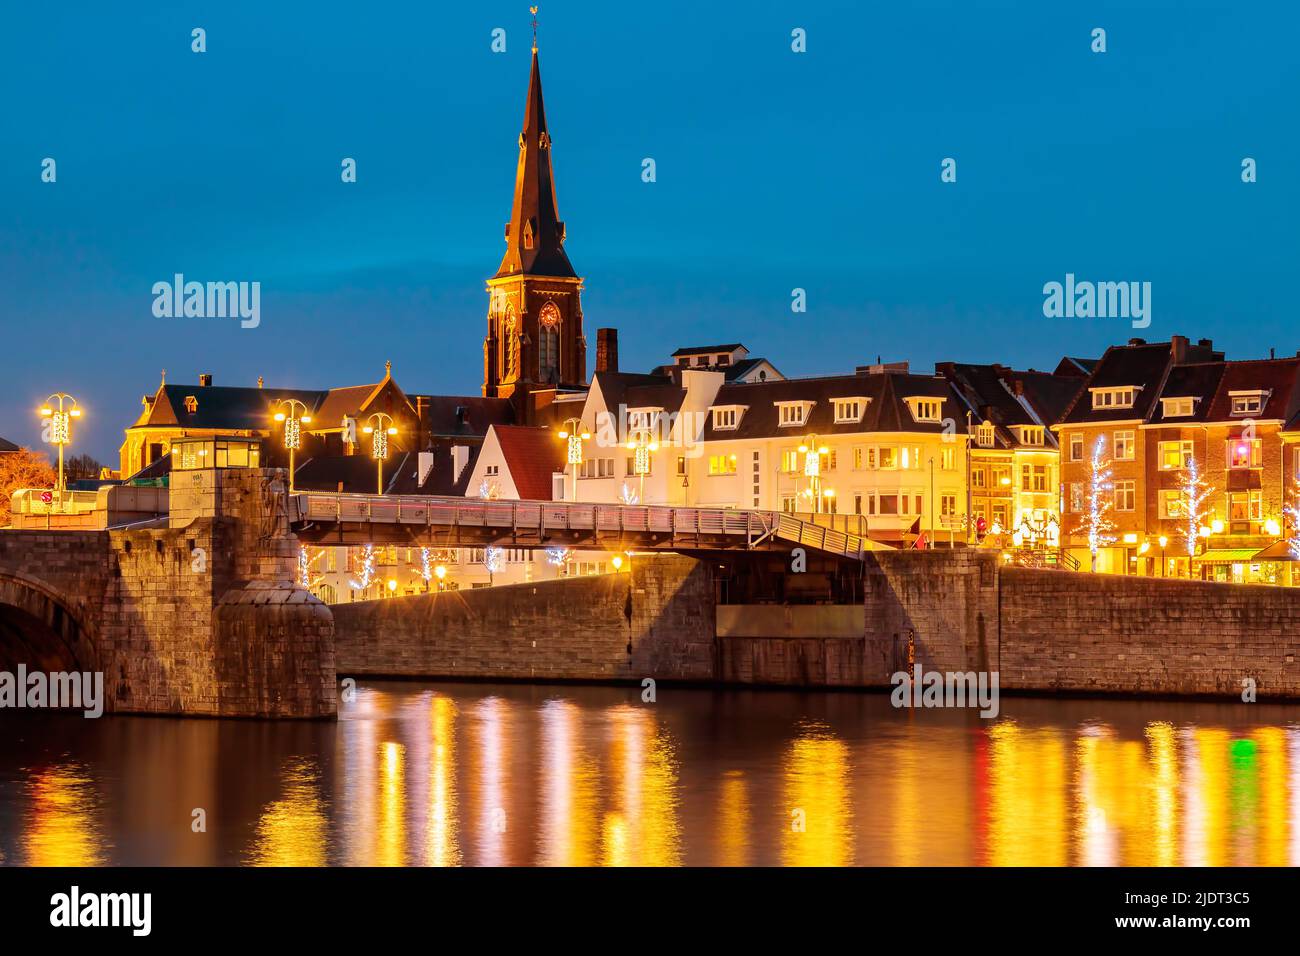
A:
1198 338 1214 349
1270 347 1276 360
1128 337 1147 347
596 328 619 373
417 450 435 487
199 373 213 387
1012 378 1024 397
451 445 470 483
1170 335 1188 364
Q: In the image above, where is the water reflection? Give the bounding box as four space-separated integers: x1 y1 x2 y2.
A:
3 687 1300 866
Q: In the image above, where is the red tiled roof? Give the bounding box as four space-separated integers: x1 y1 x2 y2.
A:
493 425 566 501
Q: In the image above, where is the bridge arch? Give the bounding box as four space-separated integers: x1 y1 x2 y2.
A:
0 569 98 673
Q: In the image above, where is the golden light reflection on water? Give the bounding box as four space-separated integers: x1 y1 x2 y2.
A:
22 764 106 866
247 758 328 867
16 688 1300 867
781 721 853 866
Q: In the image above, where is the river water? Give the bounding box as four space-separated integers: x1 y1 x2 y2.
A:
1 681 1296 866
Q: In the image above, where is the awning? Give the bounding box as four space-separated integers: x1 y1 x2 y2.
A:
1251 541 1300 562
1198 548 1265 562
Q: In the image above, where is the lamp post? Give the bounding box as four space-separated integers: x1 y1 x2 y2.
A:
1158 535 1168 578
799 436 828 515
362 412 398 495
273 399 312 493
557 417 591 502
625 428 658 504
38 393 81 513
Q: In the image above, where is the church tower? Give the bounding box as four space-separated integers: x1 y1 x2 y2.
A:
483 32 586 400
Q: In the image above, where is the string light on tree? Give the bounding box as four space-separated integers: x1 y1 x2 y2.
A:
545 546 569 567
1285 479 1300 561
1178 451 1215 560
1075 436 1116 572
482 546 505 585
348 544 376 591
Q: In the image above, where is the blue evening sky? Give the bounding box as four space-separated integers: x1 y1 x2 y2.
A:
1 1 1296 460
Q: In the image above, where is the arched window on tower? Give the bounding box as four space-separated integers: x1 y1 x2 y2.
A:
503 308 519 381
539 302 561 383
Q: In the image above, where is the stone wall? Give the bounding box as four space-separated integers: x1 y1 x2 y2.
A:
1000 567 1300 697
0 468 335 718
334 553 714 682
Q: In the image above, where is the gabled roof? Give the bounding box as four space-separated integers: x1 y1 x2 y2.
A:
1205 357 1300 423
1055 356 1097 377
1059 337 1226 426
295 453 413 495
700 371 963 442
936 362 1077 449
1148 362 1226 424
0 436 19 452
491 425 566 501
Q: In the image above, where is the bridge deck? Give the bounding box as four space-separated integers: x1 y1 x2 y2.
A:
290 492 871 559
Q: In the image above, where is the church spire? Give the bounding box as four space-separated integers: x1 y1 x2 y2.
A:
496 38 575 279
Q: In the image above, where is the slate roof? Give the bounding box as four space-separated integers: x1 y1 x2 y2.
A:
1204 357 1300 424
0 436 19 452
701 371 964 442
936 362 1082 449
1148 363 1226 424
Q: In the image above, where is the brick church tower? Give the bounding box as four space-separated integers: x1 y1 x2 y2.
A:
483 38 586 400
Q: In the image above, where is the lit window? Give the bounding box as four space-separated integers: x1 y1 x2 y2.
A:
1162 397 1195 417
1159 490 1184 519
878 447 897 470
1159 440 1193 470
1113 430 1135 461
1229 391 1265 416
1228 438 1262 469
977 423 995 447
1018 426 1045 446
908 398 943 423
712 407 740 430
1090 387 1138 409
833 398 866 423
1069 433 1083 461
941 447 955 470
1114 480 1135 512
776 402 810 427
781 449 799 472
708 454 737 475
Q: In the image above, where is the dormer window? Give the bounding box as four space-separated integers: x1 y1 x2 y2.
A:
905 397 943 423
1017 425 1045 446
1229 390 1268 416
184 395 198 413
833 398 869 424
711 405 746 430
976 422 996 447
1162 397 1196 418
775 401 813 427
1090 386 1139 410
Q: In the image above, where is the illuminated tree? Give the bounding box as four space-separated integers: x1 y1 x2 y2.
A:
1177 453 1215 559
1073 436 1116 572
482 546 505 584
1285 479 1300 561
0 447 56 527
348 544 376 592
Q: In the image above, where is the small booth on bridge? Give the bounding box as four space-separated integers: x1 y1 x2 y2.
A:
171 435 262 471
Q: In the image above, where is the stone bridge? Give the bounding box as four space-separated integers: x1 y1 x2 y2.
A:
0 468 335 718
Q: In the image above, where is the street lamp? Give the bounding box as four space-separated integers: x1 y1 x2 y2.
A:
557 417 591 502
37 393 81 512
798 436 828 514
362 412 398 495
625 428 658 504
434 564 447 591
273 399 312 493
1158 534 1168 578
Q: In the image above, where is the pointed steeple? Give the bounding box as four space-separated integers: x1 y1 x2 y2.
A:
496 48 575 278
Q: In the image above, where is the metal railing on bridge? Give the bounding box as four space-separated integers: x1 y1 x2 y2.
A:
290 492 872 560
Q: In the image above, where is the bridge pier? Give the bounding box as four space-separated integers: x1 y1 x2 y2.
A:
0 467 336 718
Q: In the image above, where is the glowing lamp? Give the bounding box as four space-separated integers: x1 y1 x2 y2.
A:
1211 519 1225 534
434 565 447 580
1265 518 1282 537
69 408 81 418
274 412 286 422
1198 526 1212 538
558 430 569 439
387 579 398 592
38 407 52 417
611 555 623 571
1138 542 1151 555
1123 533 1138 544
1158 535 1168 548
